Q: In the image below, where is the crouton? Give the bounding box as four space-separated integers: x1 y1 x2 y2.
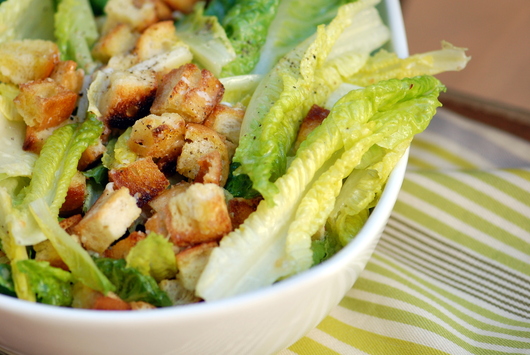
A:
59 171 87 217
0 40 59 85
147 181 189 213
161 0 199 13
176 241 217 291
109 157 170 207
158 279 201 305
34 240 69 271
50 60 84 93
103 0 158 34
98 69 157 129
78 138 107 171
130 301 157 310
194 150 223 186
203 103 245 145
228 197 262 230
106 53 141 71
92 293 132 311
128 113 186 159
23 124 61 154
177 123 230 186
92 23 140 63
103 231 147 259
71 184 142 254
134 21 179 61
14 78 78 129
59 214 83 235
150 63 224 123
161 183 231 247
293 104 330 152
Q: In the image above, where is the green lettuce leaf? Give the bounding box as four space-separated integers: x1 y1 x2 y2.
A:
225 162 261 199
101 127 137 170
204 0 237 22
0 0 55 43
54 0 99 73
219 0 280 77
0 263 16 297
0 83 22 121
16 259 73 306
29 198 115 295
176 3 236 77
126 233 178 283
95 258 172 307
311 231 342 266
219 74 262 106
196 75 444 301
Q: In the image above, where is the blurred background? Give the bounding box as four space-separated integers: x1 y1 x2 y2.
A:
400 0 530 139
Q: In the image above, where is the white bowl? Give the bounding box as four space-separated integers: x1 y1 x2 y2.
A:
0 1 408 354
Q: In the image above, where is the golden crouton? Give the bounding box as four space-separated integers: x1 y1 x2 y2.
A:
109 157 170 207
59 214 83 235
34 240 69 271
177 123 230 186
133 21 179 61
228 197 262 230
0 40 59 85
293 104 330 152
106 53 141 71
151 183 232 247
78 138 107 171
176 241 217 291
14 78 78 129
59 171 87 217
103 0 158 34
150 63 224 123
50 60 85 94
159 279 201 305
103 231 147 259
162 0 199 13
194 150 223 186
92 292 132 311
98 69 157 129
130 301 157 310
23 124 60 154
71 184 142 254
92 23 140 63
203 103 245 146
128 113 186 159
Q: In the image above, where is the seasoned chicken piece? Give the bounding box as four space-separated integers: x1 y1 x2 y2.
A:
14 78 78 129
150 63 224 123
98 69 157 129
0 39 59 85
176 242 217 291
92 23 140 63
50 60 85 93
159 279 201 306
203 103 245 146
177 123 230 186
103 231 147 259
71 184 142 254
293 104 330 152
128 113 186 160
59 171 87 217
145 183 232 247
109 157 170 207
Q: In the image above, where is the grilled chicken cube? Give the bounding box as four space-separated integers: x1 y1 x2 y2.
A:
72 184 142 254
150 63 224 123
0 39 59 85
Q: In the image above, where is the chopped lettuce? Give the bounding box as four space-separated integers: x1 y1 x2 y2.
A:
219 74 262 106
29 198 115 295
0 0 55 43
225 162 261 199
102 127 137 170
204 0 237 22
95 258 172 307
0 83 22 121
126 233 178 283
0 264 16 298
54 0 99 73
16 259 73 306
219 0 280 77
196 75 444 301
0 111 37 180
311 231 342 266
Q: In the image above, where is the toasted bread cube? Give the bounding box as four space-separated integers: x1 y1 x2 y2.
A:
59 171 87 216
150 63 224 123
23 125 60 154
164 183 231 246
203 103 245 145
177 123 230 186
92 292 132 310
130 301 157 310
106 53 141 71
153 0 173 21
228 197 262 230
34 240 69 270
78 138 107 171
128 113 186 159
0 40 59 85
194 150 223 186
50 60 84 93
134 21 179 61
293 104 329 152
103 0 158 33
159 279 201 305
99 69 157 129
59 214 83 235
92 23 140 63
72 184 142 254
14 78 78 129
103 231 147 259
109 157 170 207
176 241 217 291
162 0 199 13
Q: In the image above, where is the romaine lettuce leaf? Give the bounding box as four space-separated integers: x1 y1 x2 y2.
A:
126 233 178 283
0 263 16 297
101 127 137 170
204 0 237 22
219 74 262 106
0 83 22 121
95 258 172 307
54 0 99 73
0 111 37 179
219 0 280 77
0 0 55 43
29 198 115 295
16 259 73 306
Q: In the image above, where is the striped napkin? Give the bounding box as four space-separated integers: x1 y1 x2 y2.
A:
279 108 530 354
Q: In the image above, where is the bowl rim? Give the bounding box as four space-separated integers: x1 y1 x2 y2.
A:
0 0 409 324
